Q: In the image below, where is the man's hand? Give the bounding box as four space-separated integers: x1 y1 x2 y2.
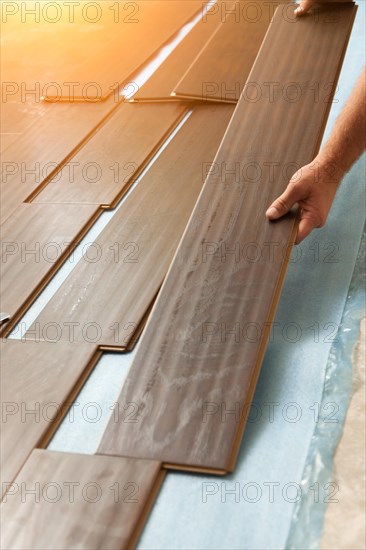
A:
294 0 317 16
266 161 342 244
266 65 365 244
294 0 353 16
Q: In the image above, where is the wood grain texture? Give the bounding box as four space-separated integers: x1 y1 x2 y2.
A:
131 1 226 102
26 105 235 349
97 3 356 473
1 449 164 549
33 103 187 206
0 97 119 224
2 1 205 101
0 203 100 335
173 0 283 103
0 340 100 496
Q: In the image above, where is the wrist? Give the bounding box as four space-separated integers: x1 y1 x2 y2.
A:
313 153 345 188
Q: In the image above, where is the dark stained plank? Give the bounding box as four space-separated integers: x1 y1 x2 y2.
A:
33 103 187 206
131 1 225 102
25 105 235 349
2 1 206 101
0 340 100 496
173 0 286 103
0 203 100 336
97 3 357 473
1 449 164 549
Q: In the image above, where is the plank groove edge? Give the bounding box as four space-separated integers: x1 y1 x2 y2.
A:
0 205 102 338
0 340 101 497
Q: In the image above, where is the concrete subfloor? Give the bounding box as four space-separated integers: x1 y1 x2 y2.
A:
321 318 366 550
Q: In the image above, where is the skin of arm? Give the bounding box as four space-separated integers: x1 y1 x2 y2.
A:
266 1 366 244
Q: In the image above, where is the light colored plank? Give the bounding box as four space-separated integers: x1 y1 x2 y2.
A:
26 105 235 349
2 1 206 100
0 340 100 496
1 449 164 549
0 203 100 334
173 0 285 103
33 103 187 206
97 3 356 473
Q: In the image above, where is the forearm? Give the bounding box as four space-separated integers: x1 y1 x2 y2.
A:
317 68 366 180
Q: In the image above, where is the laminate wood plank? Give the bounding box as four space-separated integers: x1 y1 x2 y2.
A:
32 103 187 206
25 105 235 349
0 340 100 497
97 3 356 473
131 1 227 102
2 1 206 101
0 203 100 335
0 97 118 224
1 449 164 549
173 0 286 103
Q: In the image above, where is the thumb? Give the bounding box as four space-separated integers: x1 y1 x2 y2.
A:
294 0 316 16
266 183 304 220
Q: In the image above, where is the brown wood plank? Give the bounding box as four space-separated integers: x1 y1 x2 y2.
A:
25 105 235 349
97 3 356 473
0 340 100 497
2 1 206 101
0 203 100 336
0 97 119 223
33 103 187 206
131 1 226 102
173 0 286 103
0 449 164 549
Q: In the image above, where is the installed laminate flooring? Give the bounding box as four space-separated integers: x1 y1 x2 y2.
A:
2 1 206 100
97 3 357 473
131 0 228 102
0 340 100 496
0 97 118 223
33 103 187 206
1 449 164 549
25 105 235 349
0 203 100 335
172 0 284 103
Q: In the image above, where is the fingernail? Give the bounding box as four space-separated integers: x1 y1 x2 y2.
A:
266 207 279 219
294 6 303 15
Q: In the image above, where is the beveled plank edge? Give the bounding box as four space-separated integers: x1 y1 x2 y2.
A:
171 91 238 104
227 3 358 473
129 97 184 103
163 464 227 476
35 348 103 450
0 207 103 339
227 220 298 472
128 467 166 549
44 1 212 103
96 452 228 476
99 289 158 352
1 346 103 501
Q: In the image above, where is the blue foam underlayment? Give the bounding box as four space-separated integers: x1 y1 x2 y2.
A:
287 229 365 550
137 8 366 550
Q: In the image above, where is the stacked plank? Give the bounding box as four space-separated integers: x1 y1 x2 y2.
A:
1 1 356 548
